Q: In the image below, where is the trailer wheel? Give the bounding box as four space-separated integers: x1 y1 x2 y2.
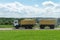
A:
40 25 45 29
50 25 54 29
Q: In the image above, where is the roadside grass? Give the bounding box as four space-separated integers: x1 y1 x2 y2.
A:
0 25 13 28
0 30 60 40
56 25 60 28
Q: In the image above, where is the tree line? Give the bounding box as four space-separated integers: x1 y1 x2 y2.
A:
0 18 15 25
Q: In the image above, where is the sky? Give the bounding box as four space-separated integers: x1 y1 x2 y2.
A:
0 0 60 18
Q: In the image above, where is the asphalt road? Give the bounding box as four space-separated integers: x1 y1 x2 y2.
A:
0 28 60 30
0 28 12 30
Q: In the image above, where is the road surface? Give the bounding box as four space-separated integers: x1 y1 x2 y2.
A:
0 28 60 30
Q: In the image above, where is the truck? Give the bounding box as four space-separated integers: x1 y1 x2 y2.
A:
39 19 57 29
13 19 36 29
13 18 57 29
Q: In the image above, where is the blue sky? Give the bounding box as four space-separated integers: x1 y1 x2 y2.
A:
0 0 60 5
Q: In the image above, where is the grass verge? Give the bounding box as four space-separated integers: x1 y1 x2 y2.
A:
0 25 13 28
0 30 60 40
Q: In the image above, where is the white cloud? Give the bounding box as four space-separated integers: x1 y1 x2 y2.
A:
0 1 60 18
42 1 60 18
42 1 58 8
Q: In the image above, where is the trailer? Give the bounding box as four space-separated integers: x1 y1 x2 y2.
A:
39 19 57 29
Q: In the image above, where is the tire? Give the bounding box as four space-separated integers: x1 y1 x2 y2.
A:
25 25 33 29
29 25 33 29
25 26 28 29
25 27 27 29
50 25 54 29
15 25 19 29
40 25 45 29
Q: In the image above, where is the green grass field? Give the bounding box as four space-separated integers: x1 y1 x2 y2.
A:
0 25 13 28
0 30 60 40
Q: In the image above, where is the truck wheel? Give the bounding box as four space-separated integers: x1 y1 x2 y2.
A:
25 27 27 29
50 25 54 29
24 26 29 29
25 25 33 29
25 26 28 29
15 25 19 29
40 25 45 29
29 25 32 29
